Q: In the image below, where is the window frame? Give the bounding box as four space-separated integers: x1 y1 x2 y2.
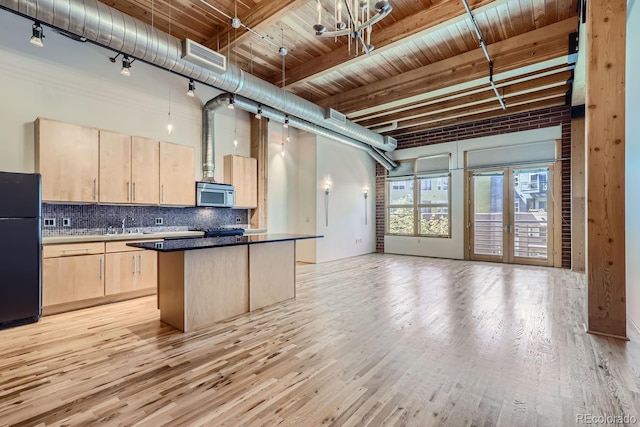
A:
385 160 451 238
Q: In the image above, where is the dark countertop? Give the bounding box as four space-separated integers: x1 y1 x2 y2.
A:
127 233 323 252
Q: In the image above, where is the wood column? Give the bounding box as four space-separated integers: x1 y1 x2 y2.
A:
250 116 269 230
571 117 585 272
586 0 627 339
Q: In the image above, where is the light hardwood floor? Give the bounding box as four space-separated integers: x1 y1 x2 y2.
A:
1 254 639 426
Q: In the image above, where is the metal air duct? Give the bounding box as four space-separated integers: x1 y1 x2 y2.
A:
203 94 397 173
0 0 397 155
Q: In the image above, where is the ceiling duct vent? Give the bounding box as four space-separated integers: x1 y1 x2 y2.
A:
182 39 226 74
324 108 346 126
384 135 397 146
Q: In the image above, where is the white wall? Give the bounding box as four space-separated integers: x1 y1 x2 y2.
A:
626 0 640 331
314 136 376 263
296 133 318 263
267 122 300 233
385 126 562 259
0 12 251 181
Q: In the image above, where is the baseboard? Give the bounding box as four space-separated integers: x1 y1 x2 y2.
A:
586 329 630 341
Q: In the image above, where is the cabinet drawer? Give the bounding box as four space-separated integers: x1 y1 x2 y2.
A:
43 242 104 258
105 239 163 253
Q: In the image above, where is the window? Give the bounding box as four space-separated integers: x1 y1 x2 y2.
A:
386 173 451 237
418 175 450 236
387 178 415 234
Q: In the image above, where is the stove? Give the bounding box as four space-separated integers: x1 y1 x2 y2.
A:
203 227 245 237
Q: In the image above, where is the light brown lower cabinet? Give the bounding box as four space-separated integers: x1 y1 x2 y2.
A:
105 251 157 295
43 240 159 314
43 254 104 306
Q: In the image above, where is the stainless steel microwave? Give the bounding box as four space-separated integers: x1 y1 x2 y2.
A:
196 182 235 207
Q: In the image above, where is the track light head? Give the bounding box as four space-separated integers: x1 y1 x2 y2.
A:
121 55 131 76
283 116 289 128
255 106 262 120
187 79 195 97
227 95 235 110
30 22 44 47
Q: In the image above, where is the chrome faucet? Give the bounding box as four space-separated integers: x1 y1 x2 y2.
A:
121 217 127 234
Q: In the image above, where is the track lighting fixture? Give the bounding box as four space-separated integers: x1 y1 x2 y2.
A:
30 22 44 47
121 55 132 76
255 106 262 120
110 53 135 76
187 79 195 97
283 116 289 128
227 95 235 110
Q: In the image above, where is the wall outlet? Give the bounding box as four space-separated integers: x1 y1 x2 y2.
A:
43 218 56 227
155 218 164 225
62 218 71 227
236 217 242 224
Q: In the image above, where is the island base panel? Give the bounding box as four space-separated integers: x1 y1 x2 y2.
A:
185 246 249 331
158 251 185 331
249 240 295 311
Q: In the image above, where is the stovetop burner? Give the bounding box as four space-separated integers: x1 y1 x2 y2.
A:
202 227 245 237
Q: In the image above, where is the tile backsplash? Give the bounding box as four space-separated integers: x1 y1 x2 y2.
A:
42 204 248 236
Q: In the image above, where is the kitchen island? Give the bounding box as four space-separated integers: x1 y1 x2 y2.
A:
129 234 321 332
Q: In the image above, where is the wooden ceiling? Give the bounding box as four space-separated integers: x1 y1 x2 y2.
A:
100 0 579 136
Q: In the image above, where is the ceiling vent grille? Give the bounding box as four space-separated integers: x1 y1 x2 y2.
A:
182 39 226 74
324 108 346 126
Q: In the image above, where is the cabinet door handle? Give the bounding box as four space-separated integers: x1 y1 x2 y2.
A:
93 179 97 200
161 184 164 203
99 257 103 281
127 181 131 201
138 254 142 274
133 182 137 201
132 255 136 275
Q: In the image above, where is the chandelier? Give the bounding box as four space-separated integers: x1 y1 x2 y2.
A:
313 0 393 56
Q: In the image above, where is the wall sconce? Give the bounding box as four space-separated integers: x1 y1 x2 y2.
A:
363 187 369 225
324 180 331 227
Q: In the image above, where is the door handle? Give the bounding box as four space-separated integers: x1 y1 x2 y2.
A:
132 255 136 275
127 181 131 201
138 254 142 274
99 257 103 281
133 182 137 201
93 179 97 200
161 184 164 203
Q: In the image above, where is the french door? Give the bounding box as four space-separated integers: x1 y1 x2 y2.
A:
467 165 556 266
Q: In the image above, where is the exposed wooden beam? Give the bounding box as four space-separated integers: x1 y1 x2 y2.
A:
571 117 586 272
359 70 574 128
285 0 506 88
202 0 308 51
387 97 567 137
386 85 569 132
317 18 577 115
250 117 269 230
353 62 574 121
586 0 627 339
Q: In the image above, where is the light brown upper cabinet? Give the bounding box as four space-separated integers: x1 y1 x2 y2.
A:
224 155 257 208
131 137 160 204
35 118 99 203
99 132 160 204
99 131 131 204
159 141 195 206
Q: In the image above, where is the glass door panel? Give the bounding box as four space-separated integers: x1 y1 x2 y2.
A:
471 171 505 260
511 167 550 262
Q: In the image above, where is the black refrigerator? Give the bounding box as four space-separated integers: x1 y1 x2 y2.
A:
0 171 42 329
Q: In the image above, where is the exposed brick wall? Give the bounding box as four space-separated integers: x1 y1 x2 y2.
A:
376 105 572 268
